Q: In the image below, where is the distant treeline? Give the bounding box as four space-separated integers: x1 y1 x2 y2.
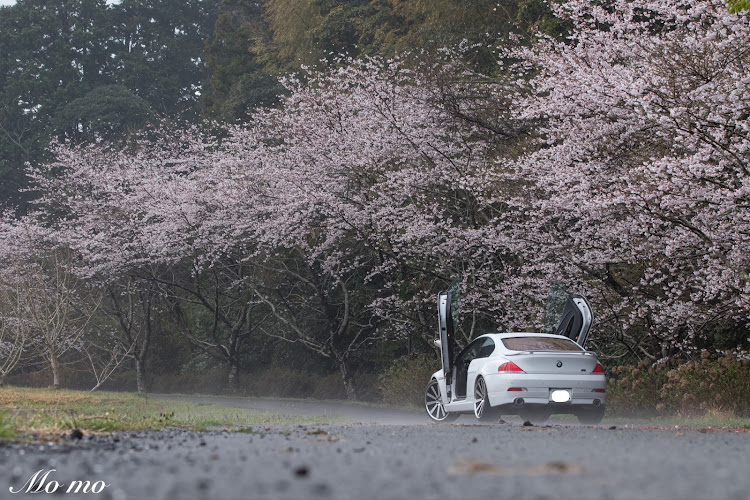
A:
0 0 560 209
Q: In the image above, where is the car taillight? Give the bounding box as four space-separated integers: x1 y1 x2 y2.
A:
592 363 604 374
592 388 606 393
498 361 524 373
507 387 523 392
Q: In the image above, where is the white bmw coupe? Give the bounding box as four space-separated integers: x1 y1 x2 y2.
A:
425 292 606 424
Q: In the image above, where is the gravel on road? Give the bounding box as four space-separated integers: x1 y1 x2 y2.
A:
2 421 749 500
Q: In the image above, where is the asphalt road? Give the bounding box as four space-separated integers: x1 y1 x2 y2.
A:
1 397 749 500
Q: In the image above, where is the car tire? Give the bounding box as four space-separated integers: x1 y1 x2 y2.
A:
473 376 496 421
576 407 605 425
424 379 458 422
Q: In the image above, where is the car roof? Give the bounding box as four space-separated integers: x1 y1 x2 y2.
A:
479 332 569 340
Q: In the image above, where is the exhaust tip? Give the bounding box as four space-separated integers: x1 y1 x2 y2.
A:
514 398 525 406
593 399 601 407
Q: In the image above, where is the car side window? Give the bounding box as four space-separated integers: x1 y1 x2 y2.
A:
476 338 495 358
457 337 488 366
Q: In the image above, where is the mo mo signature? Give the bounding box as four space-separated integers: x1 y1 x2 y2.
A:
9 469 109 494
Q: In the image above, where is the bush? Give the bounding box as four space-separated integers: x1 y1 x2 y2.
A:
606 359 668 416
378 354 439 408
607 351 750 417
243 367 342 399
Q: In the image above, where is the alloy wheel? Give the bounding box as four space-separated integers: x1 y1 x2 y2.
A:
474 376 487 419
424 379 453 422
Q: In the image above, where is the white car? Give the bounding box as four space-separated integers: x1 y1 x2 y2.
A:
425 292 606 424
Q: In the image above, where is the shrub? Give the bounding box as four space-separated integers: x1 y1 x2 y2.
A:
244 367 334 399
378 354 439 408
607 351 750 417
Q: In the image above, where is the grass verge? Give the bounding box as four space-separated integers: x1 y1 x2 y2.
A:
0 411 17 439
602 413 750 430
0 386 340 437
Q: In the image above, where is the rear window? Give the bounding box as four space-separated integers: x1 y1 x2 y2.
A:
501 337 583 352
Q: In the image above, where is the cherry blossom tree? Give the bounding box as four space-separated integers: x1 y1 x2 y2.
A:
26 0 750 394
29 55 534 396
0 219 100 388
31 127 269 390
504 0 750 359
240 55 540 348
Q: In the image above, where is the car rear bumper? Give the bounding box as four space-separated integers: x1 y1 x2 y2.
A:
484 372 606 408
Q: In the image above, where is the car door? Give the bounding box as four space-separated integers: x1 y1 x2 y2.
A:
437 291 457 399
466 337 496 401
552 294 593 348
454 337 484 399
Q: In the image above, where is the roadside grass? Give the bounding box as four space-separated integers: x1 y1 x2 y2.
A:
602 411 750 430
158 391 421 411
0 411 17 439
0 386 340 436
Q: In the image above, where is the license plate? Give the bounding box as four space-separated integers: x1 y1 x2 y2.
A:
550 389 571 403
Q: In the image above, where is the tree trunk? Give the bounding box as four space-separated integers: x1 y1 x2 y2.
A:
135 357 147 393
50 351 61 389
137 289 153 393
335 356 357 401
227 360 240 391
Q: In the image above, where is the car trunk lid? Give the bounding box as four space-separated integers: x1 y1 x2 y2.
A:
505 352 599 375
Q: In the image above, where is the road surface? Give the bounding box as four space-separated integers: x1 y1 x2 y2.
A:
1 396 748 500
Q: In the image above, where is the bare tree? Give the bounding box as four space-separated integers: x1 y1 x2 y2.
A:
0 279 30 386
106 276 158 393
22 250 99 388
159 259 264 391
82 331 135 391
254 250 382 400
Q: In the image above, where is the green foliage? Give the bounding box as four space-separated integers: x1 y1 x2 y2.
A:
55 85 155 142
203 3 278 120
261 0 325 69
0 0 571 208
205 0 569 113
109 0 220 118
0 0 220 209
515 0 572 39
378 354 439 408
728 0 750 13
0 411 17 440
699 321 750 352
213 72 284 121
310 1 383 60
